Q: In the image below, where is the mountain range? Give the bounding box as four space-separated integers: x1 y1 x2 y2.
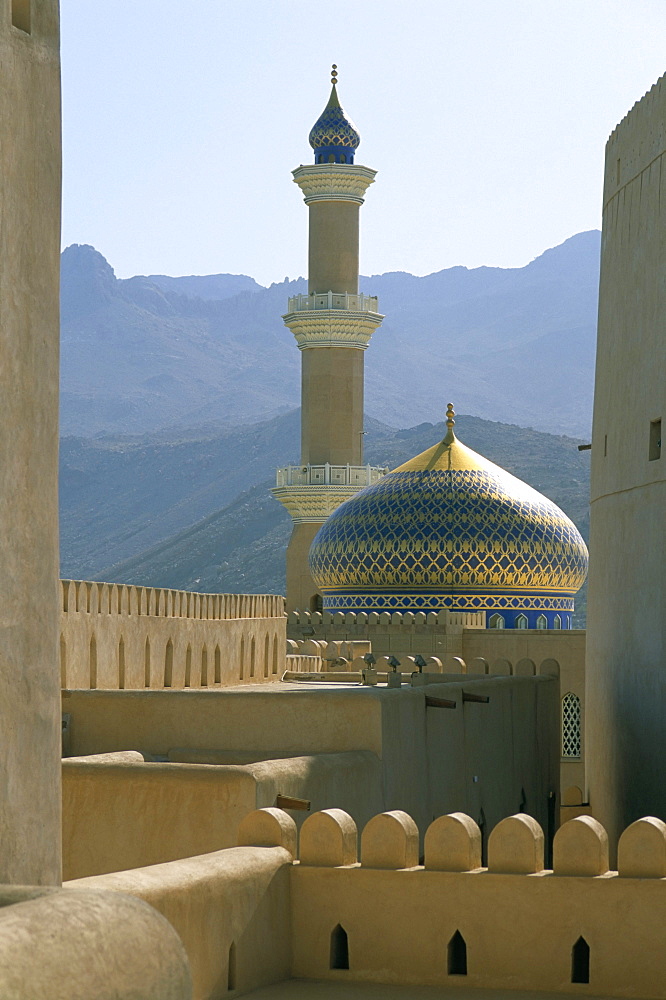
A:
60 230 600 440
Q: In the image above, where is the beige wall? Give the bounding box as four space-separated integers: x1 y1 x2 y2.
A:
62 676 557 855
69 847 292 1000
301 347 365 465
308 201 359 294
290 613 586 798
60 580 285 690
291 853 666 996
586 72 666 846
0 0 62 885
62 751 382 880
0 886 191 999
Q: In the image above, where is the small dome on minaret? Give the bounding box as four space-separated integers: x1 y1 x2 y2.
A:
309 65 360 164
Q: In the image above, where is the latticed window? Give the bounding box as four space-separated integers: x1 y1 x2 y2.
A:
562 692 581 758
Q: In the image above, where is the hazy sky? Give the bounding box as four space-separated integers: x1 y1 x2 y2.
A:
61 1 666 284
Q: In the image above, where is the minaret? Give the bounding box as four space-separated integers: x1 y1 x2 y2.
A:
272 66 385 612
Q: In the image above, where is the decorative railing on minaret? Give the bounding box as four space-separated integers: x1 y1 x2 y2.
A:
272 66 386 612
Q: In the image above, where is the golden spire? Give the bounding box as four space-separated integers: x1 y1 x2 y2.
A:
443 402 456 445
331 63 338 86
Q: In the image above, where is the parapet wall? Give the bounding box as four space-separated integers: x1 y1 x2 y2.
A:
269 807 666 997
60 580 286 690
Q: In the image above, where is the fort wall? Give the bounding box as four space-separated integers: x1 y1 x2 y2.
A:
587 70 666 845
0 0 62 885
59 580 286 690
67 808 666 1000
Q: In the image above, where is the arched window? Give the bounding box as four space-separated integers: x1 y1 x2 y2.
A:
164 639 173 688
60 635 67 688
89 634 97 690
144 637 151 688
118 636 125 690
571 936 590 983
250 637 256 678
488 613 505 629
227 941 236 991
214 645 221 684
515 613 528 629
562 692 581 759
184 644 192 687
328 153 335 163
340 154 346 163
447 930 467 976
554 614 562 629
330 924 349 970
201 645 208 686
536 614 547 629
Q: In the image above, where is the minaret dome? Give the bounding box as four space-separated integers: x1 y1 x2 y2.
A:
309 65 360 164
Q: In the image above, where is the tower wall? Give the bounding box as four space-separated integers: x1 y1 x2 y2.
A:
586 73 666 846
301 346 364 465
308 201 359 294
0 0 62 883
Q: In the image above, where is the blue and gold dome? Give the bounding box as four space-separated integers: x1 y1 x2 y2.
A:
309 65 360 164
309 406 588 627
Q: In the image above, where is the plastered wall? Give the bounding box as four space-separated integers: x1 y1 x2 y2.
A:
59 580 285 690
0 0 63 885
587 71 666 846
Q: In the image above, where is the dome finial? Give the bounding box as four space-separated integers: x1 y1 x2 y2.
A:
309 66 360 164
444 403 456 444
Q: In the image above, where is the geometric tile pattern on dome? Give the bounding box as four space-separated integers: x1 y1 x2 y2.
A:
319 592 575 613
309 469 588 598
309 104 360 150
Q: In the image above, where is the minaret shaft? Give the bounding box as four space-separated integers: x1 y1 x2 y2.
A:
308 201 359 295
301 347 364 465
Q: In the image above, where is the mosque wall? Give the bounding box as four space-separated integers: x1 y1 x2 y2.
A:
586 72 666 846
0 0 63 886
59 580 285 690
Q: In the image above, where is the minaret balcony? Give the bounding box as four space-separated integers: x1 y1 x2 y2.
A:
287 292 379 314
276 463 387 488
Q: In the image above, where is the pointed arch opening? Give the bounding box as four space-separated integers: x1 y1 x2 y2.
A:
227 941 236 991
239 636 245 680
201 645 208 686
515 613 528 629
272 634 279 674
215 644 221 684
144 636 151 688
264 634 270 677
250 637 256 678
89 634 97 689
571 936 590 983
447 930 467 976
118 636 126 689
536 613 548 629
488 613 504 629
330 924 349 970
554 613 562 629
164 639 174 688
185 644 192 687
60 634 67 688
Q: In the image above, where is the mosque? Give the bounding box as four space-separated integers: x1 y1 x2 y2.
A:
0 5 665 998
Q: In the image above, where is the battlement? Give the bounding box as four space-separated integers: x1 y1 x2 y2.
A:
288 609 486 629
61 579 283 620
235 807 666 997
59 579 287 691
